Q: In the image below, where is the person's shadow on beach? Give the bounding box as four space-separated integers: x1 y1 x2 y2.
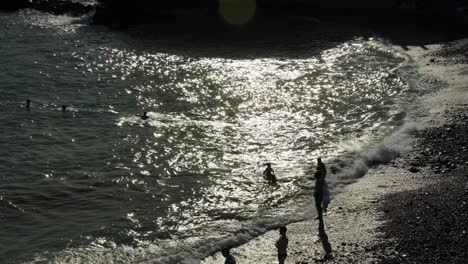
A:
313 159 332 259
317 212 332 259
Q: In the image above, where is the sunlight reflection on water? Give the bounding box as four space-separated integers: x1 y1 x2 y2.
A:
0 12 415 262
91 37 409 242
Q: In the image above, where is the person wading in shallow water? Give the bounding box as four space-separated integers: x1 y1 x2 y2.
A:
141 112 148 120
317 157 326 180
315 157 330 213
26 99 31 111
263 163 277 184
322 179 330 214
275 226 289 264
313 158 332 257
318 158 329 213
135 112 149 120
314 166 325 216
221 248 236 264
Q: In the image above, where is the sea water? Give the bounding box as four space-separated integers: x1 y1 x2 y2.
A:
0 8 437 264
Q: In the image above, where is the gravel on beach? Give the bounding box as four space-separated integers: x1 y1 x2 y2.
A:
375 36 468 264
378 109 468 264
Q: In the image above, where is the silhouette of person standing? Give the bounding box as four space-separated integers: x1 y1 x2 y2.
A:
26 99 31 111
317 157 326 179
141 112 148 120
317 158 329 213
314 167 324 216
61 105 67 112
322 182 330 214
275 226 288 264
263 163 277 184
221 248 236 264
313 158 332 257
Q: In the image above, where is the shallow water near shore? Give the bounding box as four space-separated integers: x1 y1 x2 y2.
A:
0 9 440 263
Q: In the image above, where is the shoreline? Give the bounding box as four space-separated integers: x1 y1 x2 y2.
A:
201 39 468 263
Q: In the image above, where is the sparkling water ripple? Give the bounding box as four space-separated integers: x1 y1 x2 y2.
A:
0 10 423 263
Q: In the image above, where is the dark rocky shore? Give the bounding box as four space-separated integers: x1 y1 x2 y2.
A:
374 37 468 263
92 0 468 28
378 109 468 263
1 0 94 16
2 0 468 28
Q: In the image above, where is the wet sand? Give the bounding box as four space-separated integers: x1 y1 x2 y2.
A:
202 39 468 264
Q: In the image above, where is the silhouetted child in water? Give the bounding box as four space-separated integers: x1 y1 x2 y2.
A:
141 112 148 120
275 226 288 264
221 248 236 264
61 105 67 112
263 163 277 184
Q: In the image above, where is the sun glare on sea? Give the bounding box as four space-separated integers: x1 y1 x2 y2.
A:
219 0 256 25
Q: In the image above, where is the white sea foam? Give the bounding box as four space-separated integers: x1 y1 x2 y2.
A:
122 114 426 263
325 119 421 195
17 9 92 32
34 217 300 264
143 217 298 264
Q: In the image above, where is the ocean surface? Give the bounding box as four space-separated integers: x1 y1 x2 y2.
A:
0 6 440 264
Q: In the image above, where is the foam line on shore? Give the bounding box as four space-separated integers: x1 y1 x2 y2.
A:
159 106 424 264
321 46 444 195
143 217 303 264
326 119 420 194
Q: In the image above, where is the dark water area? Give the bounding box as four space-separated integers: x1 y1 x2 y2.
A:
0 6 446 264
90 0 468 27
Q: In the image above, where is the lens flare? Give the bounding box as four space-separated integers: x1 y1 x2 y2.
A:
219 0 256 25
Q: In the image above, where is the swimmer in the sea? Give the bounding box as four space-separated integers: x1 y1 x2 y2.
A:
263 163 277 184
62 105 67 112
26 99 31 111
